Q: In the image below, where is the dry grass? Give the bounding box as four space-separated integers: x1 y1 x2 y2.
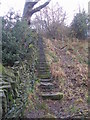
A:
43 37 88 116
50 61 66 80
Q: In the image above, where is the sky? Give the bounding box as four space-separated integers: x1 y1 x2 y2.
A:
0 0 89 25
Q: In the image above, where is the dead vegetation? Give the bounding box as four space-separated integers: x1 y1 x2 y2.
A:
43 37 88 117
24 37 88 118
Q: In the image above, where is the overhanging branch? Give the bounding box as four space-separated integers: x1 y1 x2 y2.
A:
30 0 51 15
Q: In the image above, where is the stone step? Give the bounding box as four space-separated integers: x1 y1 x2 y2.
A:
37 62 47 65
38 65 49 68
38 74 51 79
39 82 54 89
37 66 49 71
40 79 52 82
38 69 50 73
38 68 50 72
39 86 54 91
38 72 50 76
41 92 64 100
40 88 53 92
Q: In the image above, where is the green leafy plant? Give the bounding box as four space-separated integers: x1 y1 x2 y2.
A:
2 11 38 66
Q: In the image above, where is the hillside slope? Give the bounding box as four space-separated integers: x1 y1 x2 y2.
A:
24 38 88 118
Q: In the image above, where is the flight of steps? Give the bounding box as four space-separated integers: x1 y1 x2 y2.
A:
37 37 63 100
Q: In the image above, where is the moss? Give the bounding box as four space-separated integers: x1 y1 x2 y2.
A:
41 92 64 100
0 63 2 73
38 69 50 73
38 71 50 74
38 74 50 79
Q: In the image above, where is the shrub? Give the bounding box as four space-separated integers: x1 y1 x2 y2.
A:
2 11 38 66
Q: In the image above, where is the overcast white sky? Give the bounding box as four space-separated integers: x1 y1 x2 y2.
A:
0 0 89 25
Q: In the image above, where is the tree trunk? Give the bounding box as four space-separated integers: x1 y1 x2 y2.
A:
22 0 51 25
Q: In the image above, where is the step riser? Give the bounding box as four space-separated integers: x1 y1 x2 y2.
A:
38 75 51 78
38 68 49 70
38 73 50 76
41 93 64 100
40 80 52 82
38 77 51 79
38 66 49 68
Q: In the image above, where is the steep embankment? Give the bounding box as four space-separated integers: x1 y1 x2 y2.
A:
44 38 88 118
24 38 88 118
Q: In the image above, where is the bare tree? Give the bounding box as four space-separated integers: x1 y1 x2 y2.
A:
23 0 51 25
33 3 66 39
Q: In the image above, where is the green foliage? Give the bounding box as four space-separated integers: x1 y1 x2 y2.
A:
1 11 38 118
2 11 38 66
2 28 19 66
71 10 88 39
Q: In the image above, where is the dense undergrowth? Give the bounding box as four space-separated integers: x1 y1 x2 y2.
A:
1 15 39 119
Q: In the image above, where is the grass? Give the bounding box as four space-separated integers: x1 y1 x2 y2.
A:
66 39 88 64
